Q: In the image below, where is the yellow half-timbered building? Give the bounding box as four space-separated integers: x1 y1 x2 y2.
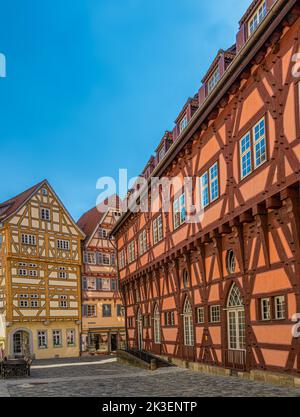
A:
0 180 85 359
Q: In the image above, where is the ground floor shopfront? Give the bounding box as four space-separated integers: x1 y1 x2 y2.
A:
81 327 126 355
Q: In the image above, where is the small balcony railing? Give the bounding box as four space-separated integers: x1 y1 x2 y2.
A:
225 349 247 371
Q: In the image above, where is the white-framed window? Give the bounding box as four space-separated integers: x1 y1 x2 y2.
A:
207 66 221 94
19 298 29 308
29 270 38 277
210 305 221 323
53 330 62 347
38 331 48 349
240 117 267 179
83 252 96 265
99 228 107 239
59 295 68 309
248 1 267 36
153 215 163 245
227 284 246 350
119 249 126 269
209 162 219 202
128 241 136 264
173 193 186 230
83 304 97 317
30 299 39 308
58 267 67 279
139 229 147 256
57 239 70 251
40 207 51 221
66 329 76 347
200 162 219 208
18 269 27 277
97 252 110 265
179 115 188 133
111 253 116 266
200 172 209 208
183 299 194 347
240 132 252 179
41 188 48 196
253 117 267 169
274 296 285 320
21 234 36 246
261 298 271 321
153 304 161 344
197 307 205 324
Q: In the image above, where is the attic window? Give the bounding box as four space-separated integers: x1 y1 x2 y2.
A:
207 66 220 94
42 188 48 196
179 115 188 134
99 228 107 239
248 1 267 36
158 147 165 162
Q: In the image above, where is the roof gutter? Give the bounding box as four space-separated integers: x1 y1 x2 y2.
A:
111 0 295 236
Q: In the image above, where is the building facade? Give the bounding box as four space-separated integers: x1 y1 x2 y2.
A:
0 180 84 359
111 0 300 376
78 198 126 354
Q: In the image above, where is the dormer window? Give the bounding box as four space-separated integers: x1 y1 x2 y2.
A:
248 1 267 36
179 115 188 134
207 66 220 94
158 147 165 162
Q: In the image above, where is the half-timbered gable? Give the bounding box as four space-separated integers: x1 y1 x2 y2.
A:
0 180 84 359
112 0 300 378
78 196 126 354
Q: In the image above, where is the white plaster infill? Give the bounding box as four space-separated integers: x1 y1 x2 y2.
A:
31 357 117 370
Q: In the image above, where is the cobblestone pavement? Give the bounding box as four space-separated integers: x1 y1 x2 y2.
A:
1 356 300 397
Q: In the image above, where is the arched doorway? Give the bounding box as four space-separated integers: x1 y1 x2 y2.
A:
137 309 143 351
226 283 246 370
183 298 194 347
182 298 195 362
12 330 31 358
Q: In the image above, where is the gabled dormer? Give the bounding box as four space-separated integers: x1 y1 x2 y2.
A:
142 156 156 180
236 0 277 52
198 46 236 106
173 95 199 141
155 131 173 164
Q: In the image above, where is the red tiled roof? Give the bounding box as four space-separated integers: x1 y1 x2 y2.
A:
0 180 46 222
77 194 121 242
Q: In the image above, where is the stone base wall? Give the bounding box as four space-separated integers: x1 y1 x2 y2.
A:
160 356 300 389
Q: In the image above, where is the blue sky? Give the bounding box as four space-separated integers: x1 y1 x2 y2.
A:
0 0 250 220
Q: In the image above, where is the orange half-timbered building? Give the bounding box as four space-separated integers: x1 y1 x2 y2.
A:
111 0 300 378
